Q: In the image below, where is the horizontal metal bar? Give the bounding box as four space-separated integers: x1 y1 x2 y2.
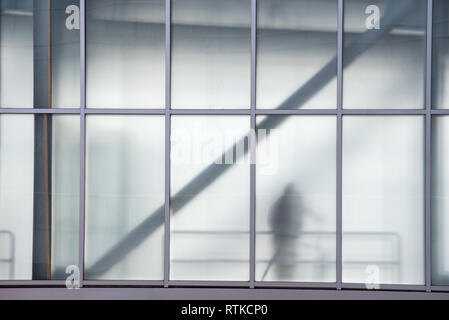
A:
0 281 437 292
1 287 448 300
431 286 449 292
83 280 164 287
430 109 449 115
342 109 426 115
0 108 80 114
0 280 67 286
0 108 445 116
342 283 427 291
167 280 251 288
84 108 166 115
255 109 337 115
254 282 337 289
170 109 251 115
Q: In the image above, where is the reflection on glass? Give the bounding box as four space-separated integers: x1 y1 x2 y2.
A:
0 0 80 108
342 116 424 285
257 0 337 109
171 0 251 109
343 0 426 109
85 116 165 280
431 117 449 285
0 115 80 280
170 116 250 280
52 0 81 108
86 0 165 108
432 0 449 109
256 116 336 282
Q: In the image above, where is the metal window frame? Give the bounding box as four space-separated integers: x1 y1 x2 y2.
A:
1 0 449 299
337 0 344 291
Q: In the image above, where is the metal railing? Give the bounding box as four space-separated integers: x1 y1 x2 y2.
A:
171 230 401 282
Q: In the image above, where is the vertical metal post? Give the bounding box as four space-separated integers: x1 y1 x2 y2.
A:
78 0 86 288
164 0 171 288
425 0 433 293
249 0 257 288
336 0 344 290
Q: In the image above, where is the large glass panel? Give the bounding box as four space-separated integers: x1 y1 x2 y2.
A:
0 115 80 280
85 116 165 280
431 117 449 285
343 0 426 109
0 0 80 108
257 0 337 109
171 0 251 109
86 0 165 108
0 1 33 108
256 116 336 282
342 116 424 285
432 0 449 109
170 116 250 280
52 0 81 108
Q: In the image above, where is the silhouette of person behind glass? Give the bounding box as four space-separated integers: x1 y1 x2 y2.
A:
266 183 303 280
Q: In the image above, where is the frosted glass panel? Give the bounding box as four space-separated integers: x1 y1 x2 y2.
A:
431 117 449 285
256 116 336 282
0 0 80 108
0 1 33 108
0 115 80 280
343 0 426 109
0 115 34 279
86 0 165 108
50 116 81 277
52 0 81 108
85 116 165 280
257 0 337 109
432 0 449 109
342 116 424 285
171 0 251 109
170 116 250 280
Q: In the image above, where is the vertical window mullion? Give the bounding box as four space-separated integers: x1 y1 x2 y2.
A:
78 0 87 289
164 0 172 288
250 0 257 289
337 0 344 290
425 0 433 292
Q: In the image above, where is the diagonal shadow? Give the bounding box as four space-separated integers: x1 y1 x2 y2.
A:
82 0 420 278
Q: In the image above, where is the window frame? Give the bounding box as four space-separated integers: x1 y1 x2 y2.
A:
0 0 448 299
